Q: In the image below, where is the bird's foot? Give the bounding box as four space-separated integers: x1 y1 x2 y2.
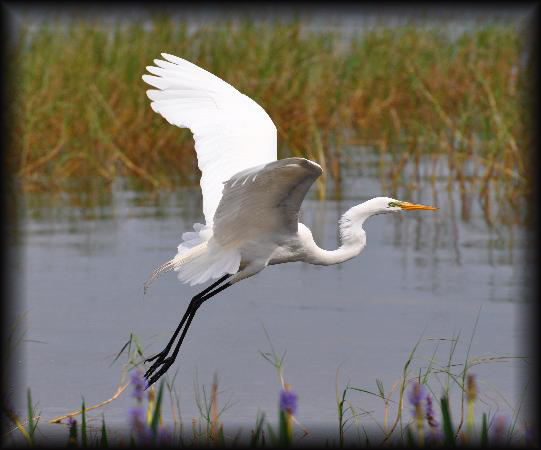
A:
144 351 166 364
143 350 169 380
144 356 174 389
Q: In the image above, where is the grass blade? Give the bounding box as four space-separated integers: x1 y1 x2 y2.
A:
27 388 35 445
440 395 455 446
406 426 416 447
480 413 488 447
100 415 108 447
81 399 87 448
150 381 164 436
67 418 77 447
250 412 265 446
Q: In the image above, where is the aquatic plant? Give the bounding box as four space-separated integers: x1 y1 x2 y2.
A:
408 382 426 445
6 19 531 226
130 369 147 402
2 326 530 447
280 388 298 416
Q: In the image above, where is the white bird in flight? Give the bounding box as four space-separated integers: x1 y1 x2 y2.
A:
141 53 437 387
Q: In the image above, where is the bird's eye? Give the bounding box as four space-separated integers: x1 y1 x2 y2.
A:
388 201 400 208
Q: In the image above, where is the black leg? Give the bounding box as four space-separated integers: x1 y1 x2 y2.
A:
144 275 230 367
144 275 233 388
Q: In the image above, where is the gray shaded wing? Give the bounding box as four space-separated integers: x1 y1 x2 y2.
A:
212 157 323 247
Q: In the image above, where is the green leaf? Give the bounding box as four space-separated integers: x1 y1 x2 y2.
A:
100 416 108 448
109 334 132 367
406 426 416 447
81 399 87 448
480 413 488 447
27 388 35 444
67 418 77 448
250 412 265 446
266 423 278 446
376 379 385 398
440 396 455 446
279 410 290 446
348 387 398 404
150 381 164 436
217 424 225 446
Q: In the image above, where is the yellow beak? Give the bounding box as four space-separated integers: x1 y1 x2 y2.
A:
399 201 438 211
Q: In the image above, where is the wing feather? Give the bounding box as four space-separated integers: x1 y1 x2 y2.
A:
143 54 277 225
212 158 323 248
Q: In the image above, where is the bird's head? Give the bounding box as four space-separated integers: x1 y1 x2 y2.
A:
339 196 438 245
359 196 438 216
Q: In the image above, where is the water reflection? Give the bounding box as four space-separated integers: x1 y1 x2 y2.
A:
14 154 527 427
19 153 524 303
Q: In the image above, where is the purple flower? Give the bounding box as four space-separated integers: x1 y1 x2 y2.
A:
128 406 144 425
279 389 298 415
408 382 426 408
490 415 509 442
158 425 172 446
525 422 536 445
425 394 439 428
67 416 78 444
129 406 152 443
130 370 147 402
408 382 426 419
3 396 17 422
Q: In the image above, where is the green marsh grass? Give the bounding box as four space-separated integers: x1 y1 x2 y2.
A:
2 322 530 447
330 308 528 447
8 19 531 225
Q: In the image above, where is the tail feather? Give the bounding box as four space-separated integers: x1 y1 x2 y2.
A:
145 221 243 292
144 242 208 293
176 241 241 286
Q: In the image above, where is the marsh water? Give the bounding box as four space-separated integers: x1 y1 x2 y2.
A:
13 150 528 438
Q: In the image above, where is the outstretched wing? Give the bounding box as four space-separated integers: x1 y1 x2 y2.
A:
143 53 277 225
212 157 323 248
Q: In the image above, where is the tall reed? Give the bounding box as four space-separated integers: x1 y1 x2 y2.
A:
8 19 530 223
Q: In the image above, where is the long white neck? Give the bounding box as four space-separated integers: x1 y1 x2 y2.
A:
306 202 375 266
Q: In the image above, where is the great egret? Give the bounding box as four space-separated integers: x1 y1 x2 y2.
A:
141 53 437 387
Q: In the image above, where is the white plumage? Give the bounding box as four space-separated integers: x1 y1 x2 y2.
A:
140 54 437 388
143 53 277 225
143 53 277 286
142 53 437 290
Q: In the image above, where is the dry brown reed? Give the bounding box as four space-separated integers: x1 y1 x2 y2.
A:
7 19 531 224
